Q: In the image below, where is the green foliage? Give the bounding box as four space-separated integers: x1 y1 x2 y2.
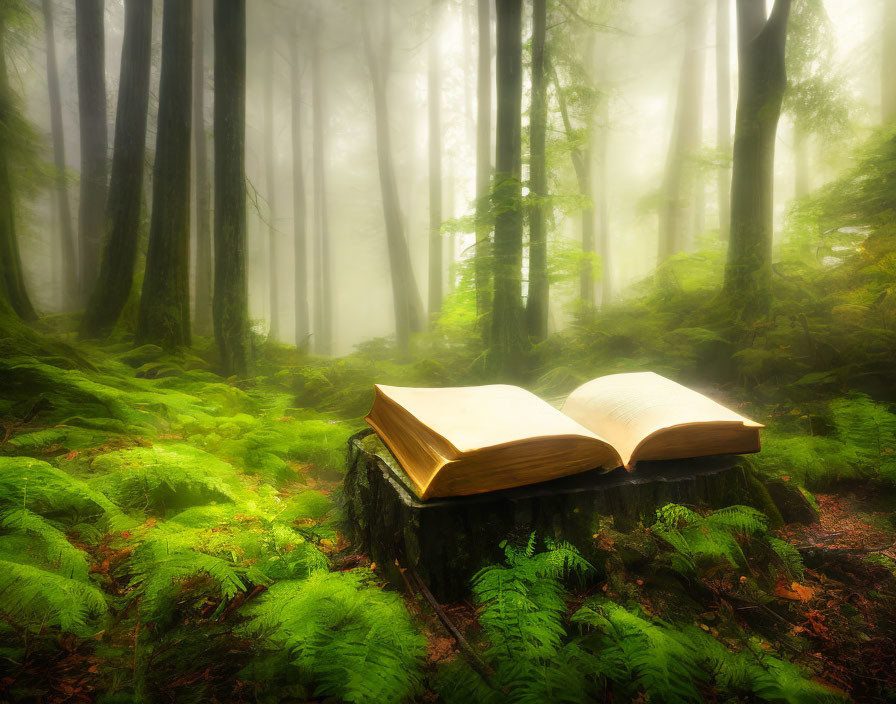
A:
573 599 844 704
0 560 107 635
243 570 426 704
90 444 237 513
0 456 128 529
652 504 804 581
0 508 89 580
438 536 596 704
752 395 896 487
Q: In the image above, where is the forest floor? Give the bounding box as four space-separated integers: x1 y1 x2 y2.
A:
0 317 895 703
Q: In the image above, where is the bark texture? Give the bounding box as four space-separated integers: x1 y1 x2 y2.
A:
290 23 309 349
525 0 548 341
0 15 35 321
489 0 525 378
552 59 593 305
311 24 333 355
42 0 77 305
344 430 770 601
213 0 251 376
658 1 706 262
362 2 425 352
82 0 153 338
193 0 213 334
427 0 443 320
716 0 731 239
475 0 492 320
136 0 193 349
264 39 280 340
75 0 108 301
723 0 792 317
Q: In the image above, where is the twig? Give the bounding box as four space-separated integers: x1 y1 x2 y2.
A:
407 567 497 688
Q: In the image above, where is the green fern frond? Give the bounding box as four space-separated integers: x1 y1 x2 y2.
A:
0 559 107 634
0 508 89 581
243 571 426 704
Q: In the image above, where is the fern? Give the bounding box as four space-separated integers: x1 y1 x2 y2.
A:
830 394 896 485
90 444 236 513
573 600 706 703
243 571 426 704
573 598 845 704
438 536 597 704
653 504 804 581
0 560 107 634
0 508 89 581
0 457 128 530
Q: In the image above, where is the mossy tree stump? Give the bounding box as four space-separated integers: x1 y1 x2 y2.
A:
342 429 775 600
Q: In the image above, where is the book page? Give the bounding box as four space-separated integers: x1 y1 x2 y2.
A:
561 372 762 467
375 384 613 456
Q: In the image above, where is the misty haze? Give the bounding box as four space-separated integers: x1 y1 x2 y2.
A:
0 0 895 702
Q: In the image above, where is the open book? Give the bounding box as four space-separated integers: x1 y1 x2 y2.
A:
365 372 763 501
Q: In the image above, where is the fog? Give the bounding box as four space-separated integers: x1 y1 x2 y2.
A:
13 0 885 354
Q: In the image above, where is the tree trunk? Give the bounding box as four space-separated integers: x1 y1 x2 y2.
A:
883 0 896 124
361 1 425 353
82 0 153 339
75 0 108 302
344 430 770 601
658 1 706 263
311 24 333 355
193 0 213 334
793 121 809 198
596 95 611 306
42 0 77 306
551 60 593 305
428 0 443 321
290 22 309 350
475 0 492 321
0 16 35 321
264 41 280 341
489 0 525 378
716 0 731 240
723 0 792 318
525 0 547 341
213 0 251 375
136 0 193 350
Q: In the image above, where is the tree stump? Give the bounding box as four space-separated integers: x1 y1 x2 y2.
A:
342 429 771 600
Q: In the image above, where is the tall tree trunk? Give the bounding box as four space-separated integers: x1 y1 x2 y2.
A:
136 0 193 349
0 15 35 321
82 0 152 339
193 0 213 334
361 1 425 353
883 0 896 124
716 0 731 239
658 1 706 263
525 0 547 341
551 60 593 305
213 0 251 375
463 0 474 150
793 121 809 198
75 0 108 302
290 22 309 350
264 40 280 340
723 0 791 317
489 0 525 377
428 0 443 321
475 0 492 321
311 23 333 355
596 94 611 305
42 0 77 306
